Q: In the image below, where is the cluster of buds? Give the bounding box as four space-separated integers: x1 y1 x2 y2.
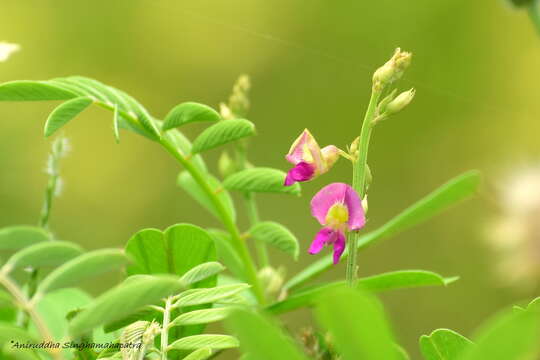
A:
220 74 251 120
372 48 412 92
259 266 287 301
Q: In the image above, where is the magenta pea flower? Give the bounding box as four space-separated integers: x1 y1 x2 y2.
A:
309 183 366 264
284 129 340 186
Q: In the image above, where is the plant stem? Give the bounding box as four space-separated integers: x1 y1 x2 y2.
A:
160 297 172 360
0 274 62 360
529 0 540 36
159 136 266 305
346 89 382 285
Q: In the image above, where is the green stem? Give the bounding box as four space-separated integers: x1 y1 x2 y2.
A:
160 297 172 360
159 137 266 305
0 274 62 360
346 89 382 285
529 0 540 36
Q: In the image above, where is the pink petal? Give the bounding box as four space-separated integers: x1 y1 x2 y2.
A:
309 227 335 255
343 186 366 231
285 130 324 174
310 183 365 229
332 231 346 264
284 162 315 186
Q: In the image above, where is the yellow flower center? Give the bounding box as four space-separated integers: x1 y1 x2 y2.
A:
325 203 349 230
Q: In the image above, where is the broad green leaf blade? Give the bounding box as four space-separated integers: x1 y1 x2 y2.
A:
125 228 168 275
170 308 231 327
285 170 480 291
459 308 540 360
207 229 245 280
420 329 473 360
191 119 255 154
44 96 93 136
316 287 399 360
181 262 225 285
182 348 213 360
177 171 236 222
37 249 129 294
0 80 77 101
163 102 221 130
0 226 50 250
3 241 83 273
169 335 239 351
249 221 299 260
223 167 301 195
69 276 183 338
174 284 250 307
226 309 308 360
268 270 457 315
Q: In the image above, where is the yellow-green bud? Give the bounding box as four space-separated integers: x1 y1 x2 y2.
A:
385 88 415 115
372 48 412 91
218 151 236 178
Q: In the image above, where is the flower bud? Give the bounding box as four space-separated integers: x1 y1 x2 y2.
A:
349 136 360 159
218 151 236 178
372 48 412 91
385 88 415 115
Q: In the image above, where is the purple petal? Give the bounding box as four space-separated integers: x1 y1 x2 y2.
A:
309 227 335 255
310 183 365 229
284 162 315 186
332 231 346 264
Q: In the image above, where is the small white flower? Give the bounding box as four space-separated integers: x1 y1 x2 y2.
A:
0 42 20 62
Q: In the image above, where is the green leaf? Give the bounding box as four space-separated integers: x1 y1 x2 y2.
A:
182 348 213 360
177 171 236 222
223 167 301 195
173 284 250 307
0 80 77 101
459 308 540 360
207 229 245 280
113 103 120 143
170 308 231 327
44 96 93 136
2 241 83 273
125 224 217 282
69 275 184 338
169 334 239 351
0 226 50 250
0 322 37 347
420 329 473 360
191 119 255 154
249 221 299 260
285 170 480 291
181 262 225 285
37 249 129 295
316 286 399 360
267 270 456 315
226 309 308 360
163 102 221 130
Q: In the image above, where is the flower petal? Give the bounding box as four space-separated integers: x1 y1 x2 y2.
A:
343 186 366 231
284 162 315 186
311 183 349 225
309 227 335 255
332 230 346 264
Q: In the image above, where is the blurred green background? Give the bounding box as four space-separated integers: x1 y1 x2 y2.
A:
1 0 539 357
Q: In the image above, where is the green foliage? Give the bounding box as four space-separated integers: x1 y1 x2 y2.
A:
36 249 129 295
0 80 77 101
182 348 213 360
169 334 239 351
0 226 50 250
181 262 225 285
191 118 255 153
68 275 184 338
177 171 237 222
44 96 93 137
227 309 309 360
268 270 457 314
223 167 301 195
169 308 231 327
316 286 400 360
249 221 299 260
419 329 473 360
163 102 221 130
285 170 481 291
2 241 83 273
173 284 250 307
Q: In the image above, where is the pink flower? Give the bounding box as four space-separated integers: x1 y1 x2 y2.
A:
309 183 365 264
284 129 339 186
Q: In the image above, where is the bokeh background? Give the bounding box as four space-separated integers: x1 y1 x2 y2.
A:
1 0 540 357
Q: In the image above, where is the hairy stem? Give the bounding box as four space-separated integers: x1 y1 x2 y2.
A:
346 89 382 285
160 297 172 360
0 274 61 360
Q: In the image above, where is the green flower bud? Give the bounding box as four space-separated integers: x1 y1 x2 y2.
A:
385 88 415 115
218 151 236 178
372 48 412 91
